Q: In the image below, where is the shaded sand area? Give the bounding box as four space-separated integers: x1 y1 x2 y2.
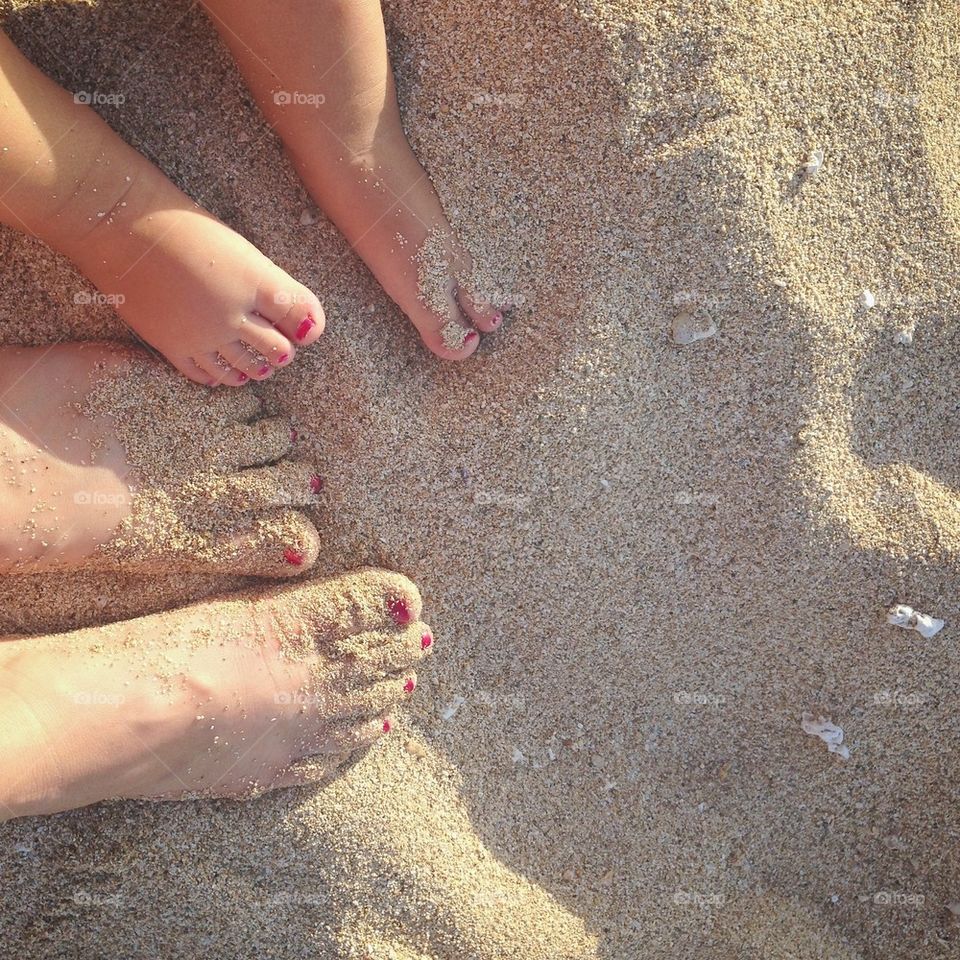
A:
1 0 960 956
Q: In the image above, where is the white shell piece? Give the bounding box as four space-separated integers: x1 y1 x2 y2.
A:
440 696 466 721
801 712 850 760
803 147 824 175
887 604 944 638
860 289 876 309
671 310 717 345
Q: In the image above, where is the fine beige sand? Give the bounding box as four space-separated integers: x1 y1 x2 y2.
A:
2 0 960 957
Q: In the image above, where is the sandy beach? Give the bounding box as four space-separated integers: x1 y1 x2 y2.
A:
1 0 959 956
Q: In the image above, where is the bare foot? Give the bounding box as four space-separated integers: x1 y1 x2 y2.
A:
0 30 325 387
202 0 505 361
0 341 322 577
0 568 433 819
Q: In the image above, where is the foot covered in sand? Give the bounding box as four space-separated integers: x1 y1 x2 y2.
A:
0 569 432 819
0 342 322 576
202 0 505 360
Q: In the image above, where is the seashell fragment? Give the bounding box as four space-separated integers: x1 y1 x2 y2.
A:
894 327 913 346
671 309 717 345
887 604 944 638
860 289 876 309
440 696 466 721
801 712 850 760
802 147 824 175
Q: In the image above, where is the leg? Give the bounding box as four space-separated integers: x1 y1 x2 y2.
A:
0 568 432 820
0 30 325 386
200 0 505 360
0 341 322 577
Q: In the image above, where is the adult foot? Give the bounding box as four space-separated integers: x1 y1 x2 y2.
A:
0 30 324 387
202 0 505 360
0 341 322 576
0 568 433 819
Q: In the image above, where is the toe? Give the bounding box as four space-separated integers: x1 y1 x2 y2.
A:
305 714 391 756
209 509 321 578
335 620 435 676
456 284 504 334
271 568 424 650
254 284 326 348
219 415 296 469
218 340 274 381
207 461 324 512
406 292 481 361
235 312 296 369
341 671 417 718
171 356 217 386
195 351 250 388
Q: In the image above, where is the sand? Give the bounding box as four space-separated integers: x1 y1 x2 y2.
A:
1 0 959 956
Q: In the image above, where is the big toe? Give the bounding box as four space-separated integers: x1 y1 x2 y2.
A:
254 282 326 348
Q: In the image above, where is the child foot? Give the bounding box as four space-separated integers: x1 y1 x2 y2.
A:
0 569 433 818
0 30 324 386
201 0 505 361
0 342 322 576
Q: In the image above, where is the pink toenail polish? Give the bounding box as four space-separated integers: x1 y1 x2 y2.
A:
388 597 412 625
464 330 479 345
382 719 392 734
258 364 272 376
309 474 323 494
403 677 416 694
295 314 316 342
277 353 290 365
421 633 432 650
490 311 503 327
290 427 299 443
283 547 305 566
237 373 249 383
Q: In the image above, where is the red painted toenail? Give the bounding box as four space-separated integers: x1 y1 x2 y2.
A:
295 314 316 342
421 633 432 650
403 677 416 694
388 597 412 625
290 427 298 443
490 311 503 326
277 353 290 365
382 719 392 733
464 330 479 344
309 474 323 494
283 547 305 566
258 364 271 376
237 373 249 383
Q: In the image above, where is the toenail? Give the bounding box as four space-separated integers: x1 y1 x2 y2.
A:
277 353 290 365
258 364 272 376
388 597 412 625
490 311 503 327
464 330 479 345
290 427 298 443
309 474 323 494
283 547 305 566
382 719 392 733
403 677 416 694
237 373 249 383
295 315 316 342
421 633 432 650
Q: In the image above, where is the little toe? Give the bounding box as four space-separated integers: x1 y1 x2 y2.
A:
218 341 273 381
456 285 504 334
220 416 296 469
408 291 481 361
304 714 391 758
195 351 249 388
172 356 218 387
254 285 326 348
341 671 418 719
